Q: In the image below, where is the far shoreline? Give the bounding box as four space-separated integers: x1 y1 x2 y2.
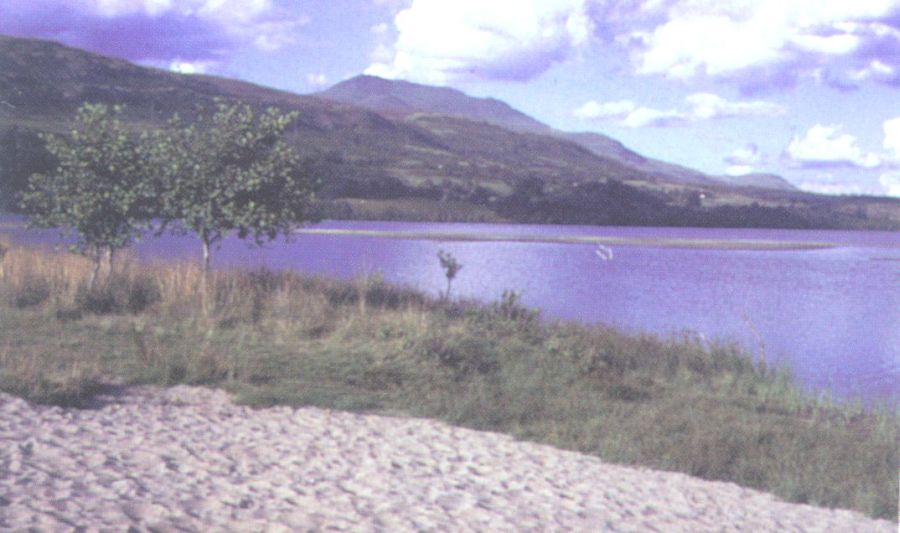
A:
293 227 836 251
0 214 841 250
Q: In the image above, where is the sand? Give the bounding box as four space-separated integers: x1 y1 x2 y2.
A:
0 385 892 532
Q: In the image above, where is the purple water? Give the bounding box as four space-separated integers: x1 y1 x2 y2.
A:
3 216 898 404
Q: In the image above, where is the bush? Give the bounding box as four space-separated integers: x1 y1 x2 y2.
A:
420 332 500 377
490 289 537 322
126 275 162 314
75 274 161 315
13 279 50 308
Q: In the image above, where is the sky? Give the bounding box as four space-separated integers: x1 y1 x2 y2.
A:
1 0 899 197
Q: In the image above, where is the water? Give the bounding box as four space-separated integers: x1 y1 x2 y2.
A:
2 216 898 404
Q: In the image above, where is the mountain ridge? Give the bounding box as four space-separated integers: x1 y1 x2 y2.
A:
319 75 795 191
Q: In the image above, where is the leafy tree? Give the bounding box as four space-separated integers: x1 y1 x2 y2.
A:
151 100 318 271
19 103 155 286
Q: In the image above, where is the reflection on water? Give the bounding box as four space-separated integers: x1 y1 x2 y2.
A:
3 216 898 404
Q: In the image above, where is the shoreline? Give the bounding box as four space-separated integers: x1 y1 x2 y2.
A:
1 218 839 250
293 228 836 250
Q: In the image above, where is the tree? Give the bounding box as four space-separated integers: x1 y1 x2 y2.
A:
19 103 155 287
151 100 318 272
437 249 462 299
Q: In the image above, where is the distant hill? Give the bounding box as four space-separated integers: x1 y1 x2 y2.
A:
320 75 551 134
558 131 718 186
320 75 792 191
1 35 896 230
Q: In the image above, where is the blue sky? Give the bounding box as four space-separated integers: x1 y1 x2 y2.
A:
2 0 899 196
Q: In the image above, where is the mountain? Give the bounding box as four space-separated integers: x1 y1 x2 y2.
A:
0 36 698 196
319 75 550 134
320 75 790 191
1 35 897 230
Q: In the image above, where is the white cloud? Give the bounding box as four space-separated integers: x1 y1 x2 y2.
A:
724 143 763 175
787 124 882 168
251 18 309 51
884 116 900 158
846 59 898 86
725 165 756 176
621 107 685 128
633 13 783 79
369 23 394 63
572 99 636 119
573 93 784 127
727 144 762 165
169 59 216 74
365 0 593 83
306 73 329 87
685 93 786 119
617 0 900 89
372 0 411 9
88 0 272 22
571 99 684 127
880 171 900 196
572 100 685 128
70 0 306 54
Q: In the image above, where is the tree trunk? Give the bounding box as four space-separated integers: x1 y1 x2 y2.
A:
103 246 114 279
201 236 211 313
88 254 100 291
202 238 211 273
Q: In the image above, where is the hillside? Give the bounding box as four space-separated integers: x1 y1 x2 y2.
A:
320 75 796 191
1 35 897 229
319 74 550 134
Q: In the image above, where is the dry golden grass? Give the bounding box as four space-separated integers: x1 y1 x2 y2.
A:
0 243 92 304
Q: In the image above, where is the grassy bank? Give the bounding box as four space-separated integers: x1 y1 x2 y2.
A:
0 240 896 520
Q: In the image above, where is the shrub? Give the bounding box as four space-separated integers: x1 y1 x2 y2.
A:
13 279 50 308
74 274 161 315
490 289 537 322
420 332 500 377
126 275 162 314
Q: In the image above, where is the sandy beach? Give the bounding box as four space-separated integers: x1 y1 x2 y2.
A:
0 385 892 532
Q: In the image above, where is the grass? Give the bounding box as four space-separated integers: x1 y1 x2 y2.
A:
0 239 896 520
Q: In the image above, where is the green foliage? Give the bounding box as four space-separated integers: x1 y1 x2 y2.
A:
19 104 155 262
489 289 537 322
12 279 50 308
149 99 320 267
74 274 161 315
